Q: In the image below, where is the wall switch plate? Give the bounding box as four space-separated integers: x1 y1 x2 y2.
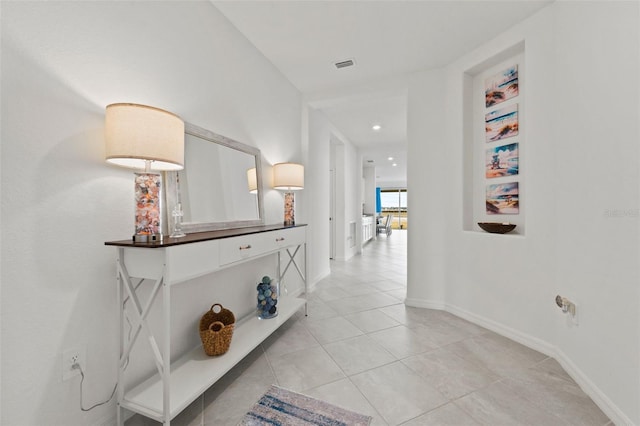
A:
62 345 86 381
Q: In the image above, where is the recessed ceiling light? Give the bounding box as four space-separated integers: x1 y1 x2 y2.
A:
392 163 397 167
372 124 382 131
388 157 394 161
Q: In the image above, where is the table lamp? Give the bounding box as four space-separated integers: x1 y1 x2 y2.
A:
105 103 184 242
273 162 304 226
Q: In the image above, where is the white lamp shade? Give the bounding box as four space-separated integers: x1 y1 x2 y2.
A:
247 167 258 194
273 163 304 190
105 103 185 171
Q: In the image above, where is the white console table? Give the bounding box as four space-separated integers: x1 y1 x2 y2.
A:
105 224 307 425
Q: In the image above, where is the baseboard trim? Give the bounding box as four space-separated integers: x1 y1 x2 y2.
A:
405 299 633 425
310 270 330 287
306 269 330 295
404 297 446 310
444 303 556 357
552 347 634 426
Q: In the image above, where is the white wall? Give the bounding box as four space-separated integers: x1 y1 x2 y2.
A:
1 2 301 425
362 166 376 215
551 3 639 422
307 107 361 262
343 141 361 259
376 179 407 190
332 138 361 261
302 107 332 285
406 68 447 306
407 2 640 424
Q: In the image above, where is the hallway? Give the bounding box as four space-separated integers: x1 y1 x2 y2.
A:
129 230 610 425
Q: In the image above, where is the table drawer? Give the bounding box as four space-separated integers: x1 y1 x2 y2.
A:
219 233 274 266
166 240 220 283
272 226 306 249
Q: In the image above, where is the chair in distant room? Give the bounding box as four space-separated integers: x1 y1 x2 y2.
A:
376 214 393 237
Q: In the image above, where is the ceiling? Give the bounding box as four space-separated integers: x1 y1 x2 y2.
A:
213 0 552 186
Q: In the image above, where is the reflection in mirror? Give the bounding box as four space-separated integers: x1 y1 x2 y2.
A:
165 123 264 234
180 133 259 222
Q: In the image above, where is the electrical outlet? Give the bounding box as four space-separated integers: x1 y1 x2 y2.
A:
62 345 86 381
570 303 579 326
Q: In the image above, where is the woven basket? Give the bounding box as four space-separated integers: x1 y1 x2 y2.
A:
199 304 235 356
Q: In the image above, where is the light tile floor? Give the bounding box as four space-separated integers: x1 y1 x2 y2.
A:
127 230 611 426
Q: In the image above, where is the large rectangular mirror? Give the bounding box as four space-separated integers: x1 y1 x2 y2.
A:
164 122 264 233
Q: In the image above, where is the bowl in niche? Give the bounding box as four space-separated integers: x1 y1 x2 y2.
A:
478 222 516 234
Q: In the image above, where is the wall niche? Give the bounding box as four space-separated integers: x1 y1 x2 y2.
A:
462 41 526 235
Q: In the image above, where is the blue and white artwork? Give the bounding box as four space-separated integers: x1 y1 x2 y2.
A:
485 65 519 107
486 182 519 215
486 143 519 178
485 103 519 142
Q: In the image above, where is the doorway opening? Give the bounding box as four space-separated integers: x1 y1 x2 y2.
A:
380 189 407 230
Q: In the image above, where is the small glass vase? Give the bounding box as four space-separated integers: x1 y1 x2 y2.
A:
170 203 186 238
256 276 279 319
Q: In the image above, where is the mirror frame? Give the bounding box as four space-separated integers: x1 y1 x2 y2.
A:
164 122 265 233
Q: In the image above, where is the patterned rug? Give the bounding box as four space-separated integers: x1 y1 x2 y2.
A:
238 385 372 426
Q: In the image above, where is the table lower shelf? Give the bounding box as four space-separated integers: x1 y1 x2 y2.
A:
121 297 306 422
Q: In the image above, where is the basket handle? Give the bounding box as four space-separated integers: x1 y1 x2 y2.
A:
210 303 223 313
208 321 225 332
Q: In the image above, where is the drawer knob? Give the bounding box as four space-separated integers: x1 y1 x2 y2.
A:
275 237 285 242
239 244 252 250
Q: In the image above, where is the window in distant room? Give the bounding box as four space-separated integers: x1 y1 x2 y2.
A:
380 189 407 230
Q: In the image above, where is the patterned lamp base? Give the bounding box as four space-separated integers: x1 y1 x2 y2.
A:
133 172 163 243
284 192 295 226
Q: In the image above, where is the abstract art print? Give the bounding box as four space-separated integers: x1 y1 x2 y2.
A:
485 65 519 107
485 103 519 142
486 182 519 214
486 143 519 178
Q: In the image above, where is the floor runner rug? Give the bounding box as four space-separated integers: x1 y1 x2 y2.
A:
238 385 372 426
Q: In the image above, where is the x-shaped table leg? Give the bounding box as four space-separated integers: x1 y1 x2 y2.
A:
117 258 166 378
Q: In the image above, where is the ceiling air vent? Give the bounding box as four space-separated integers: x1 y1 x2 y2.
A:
334 58 355 69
